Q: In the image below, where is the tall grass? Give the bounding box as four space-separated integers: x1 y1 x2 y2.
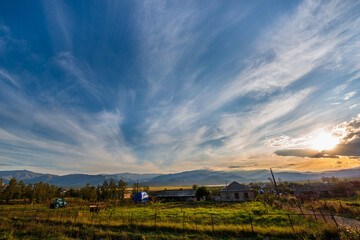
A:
0 201 354 239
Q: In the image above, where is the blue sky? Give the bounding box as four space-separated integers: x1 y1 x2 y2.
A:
1 0 360 174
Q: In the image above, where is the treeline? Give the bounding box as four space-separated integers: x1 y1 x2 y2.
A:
65 180 151 202
0 178 62 204
0 177 154 204
65 179 128 202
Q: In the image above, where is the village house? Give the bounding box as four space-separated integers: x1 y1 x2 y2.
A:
220 181 254 201
157 190 197 202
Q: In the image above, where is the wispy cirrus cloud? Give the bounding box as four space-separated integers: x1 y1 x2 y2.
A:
1 1 360 173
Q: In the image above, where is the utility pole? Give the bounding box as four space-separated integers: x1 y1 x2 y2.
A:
270 168 279 196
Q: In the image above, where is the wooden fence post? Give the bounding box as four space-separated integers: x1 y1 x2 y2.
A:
330 213 339 227
35 210 39 223
319 209 327 223
21 207 26 218
311 207 317 221
211 213 214 234
339 201 343 211
47 211 51 223
183 212 185 229
249 213 254 234
154 211 157 228
298 206 303 215
90 212 94 223
287 214 295 235
108 210 114 224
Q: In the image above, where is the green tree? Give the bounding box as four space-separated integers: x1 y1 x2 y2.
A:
33 182 48 203
131 183 138 198
142 185 150 193
3 178 18 203
82 183 92 201
195 186 210 201
25 183 34 204
89 186 97 201
17 180 26 199
0 178 4 200
192 184 198 190
108 178 117 200
118 180 127 203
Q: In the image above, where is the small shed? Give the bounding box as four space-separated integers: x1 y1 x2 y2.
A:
157 190 196 202
220 181 254 201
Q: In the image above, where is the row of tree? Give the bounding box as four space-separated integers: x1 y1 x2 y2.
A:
0 178 136 203
0 178 62 204
65 179 129 202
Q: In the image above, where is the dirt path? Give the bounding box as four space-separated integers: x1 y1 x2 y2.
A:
333 215 360 229
292 207 360 230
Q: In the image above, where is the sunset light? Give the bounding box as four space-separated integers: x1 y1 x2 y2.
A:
310 132 339 152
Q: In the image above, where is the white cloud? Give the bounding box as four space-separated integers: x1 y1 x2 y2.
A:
343 91 356 100
0 68 19 87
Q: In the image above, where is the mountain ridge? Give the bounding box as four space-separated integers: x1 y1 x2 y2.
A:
0 167 359 188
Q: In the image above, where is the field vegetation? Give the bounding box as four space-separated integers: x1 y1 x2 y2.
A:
0 200 358 239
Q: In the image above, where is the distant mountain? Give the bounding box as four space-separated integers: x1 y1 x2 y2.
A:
0 170 56 182
0 167 359 188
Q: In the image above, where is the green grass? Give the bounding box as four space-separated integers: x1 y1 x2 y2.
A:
0 201 354 239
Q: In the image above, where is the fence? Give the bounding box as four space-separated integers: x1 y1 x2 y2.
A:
0 205 340 236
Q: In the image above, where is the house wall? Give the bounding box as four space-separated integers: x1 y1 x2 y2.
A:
220 191 254 201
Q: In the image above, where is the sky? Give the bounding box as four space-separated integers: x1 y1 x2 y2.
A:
0 0 360 174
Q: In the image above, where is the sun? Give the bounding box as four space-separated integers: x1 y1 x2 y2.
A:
310 132 339 152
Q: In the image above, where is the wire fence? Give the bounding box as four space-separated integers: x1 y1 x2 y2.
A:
0 204 340 236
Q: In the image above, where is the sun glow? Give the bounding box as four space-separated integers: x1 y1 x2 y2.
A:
310 132 339 152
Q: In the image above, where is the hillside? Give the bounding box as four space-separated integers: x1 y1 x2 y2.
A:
1 167 359 187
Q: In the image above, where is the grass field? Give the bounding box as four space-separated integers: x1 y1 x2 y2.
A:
1 200 356 239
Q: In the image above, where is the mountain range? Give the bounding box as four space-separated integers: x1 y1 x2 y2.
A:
0 167 359 188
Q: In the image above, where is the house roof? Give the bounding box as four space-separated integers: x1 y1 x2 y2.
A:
293 183 333 192
292 185 314 192
220 181 250 192
157 190 196 197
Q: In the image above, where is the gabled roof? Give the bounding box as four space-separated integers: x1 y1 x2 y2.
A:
220 181 250 192
157 190 196 197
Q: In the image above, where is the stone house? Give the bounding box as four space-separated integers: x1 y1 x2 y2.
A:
220 181 254 201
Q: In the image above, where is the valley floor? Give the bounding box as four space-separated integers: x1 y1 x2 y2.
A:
0 201 359 239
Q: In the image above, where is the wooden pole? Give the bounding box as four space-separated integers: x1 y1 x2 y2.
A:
287 214 295 235
299 205 304 215
319 209 327 223
108 210 114 224
330 212 339 227
311 207 317 221
91 212 94 223
154 211 157 228
249 213 254 234
270 168 279 196
211 213 214 234
183 212 185 229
